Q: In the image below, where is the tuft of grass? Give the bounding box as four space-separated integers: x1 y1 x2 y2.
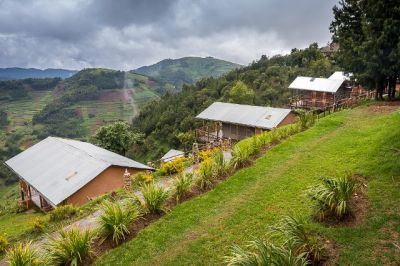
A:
49 204 78 222
270 216 326 263
172 173 193 203
195 158 215 190
97 200 139 244
224 239 308 266
46 227 94 266
30 217 47 233
138 182 170 214
6 241 41 266
308 176 356 220
0 232 8 253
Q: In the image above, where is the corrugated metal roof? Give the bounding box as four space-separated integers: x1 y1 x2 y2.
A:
196 102 292 130
161 149 185 162
288 76 344 93
5 137 152 206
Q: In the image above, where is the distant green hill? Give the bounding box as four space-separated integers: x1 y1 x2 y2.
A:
132 57 242 88
0 68 77 80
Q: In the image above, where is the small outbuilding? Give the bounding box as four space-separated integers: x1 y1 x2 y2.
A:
196 102 295 141
5 137 153 211
161 149 185 163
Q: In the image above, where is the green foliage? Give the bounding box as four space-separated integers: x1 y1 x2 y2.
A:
138 182 170 214
172 173 193 203
195 158 215 190
229 143 253 170
157 157 185 176
227 80 255 104
0 108 9 127
30 217 47 233
298 111 316 130
6 242 41 266
97 200 139 244
0 232 8 253
331 0 400 99
130 172 153 189
46 228 94 266
92 121 144 155
308 176 356 220
213 150 229 177
224 239 308 266
49 204 78 222
270 216 326 263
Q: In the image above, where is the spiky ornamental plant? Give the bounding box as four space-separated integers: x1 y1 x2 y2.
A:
6 242 41 266
97 200 139 244
139 182 170 214
309 176 356 220
270 216 326 263
213 150 229 177
173 173 193 203
224 239 308 266
195 158 215 190
46 228 94 266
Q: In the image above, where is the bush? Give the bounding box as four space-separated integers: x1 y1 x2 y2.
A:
172 173 193 202
195 158 215 190
213 150 229 177
130 172 153 189
0 233 8 253
97 200 139 244
138 183 169 214
224 239 308 266
30 217 47 233
308 176 356 220
298 111 316 130
271 216 326 263
49 204 78 222
158 157 185 176
46 228 93 266
229 142 252 170
6 242 41 266
199 149 214 162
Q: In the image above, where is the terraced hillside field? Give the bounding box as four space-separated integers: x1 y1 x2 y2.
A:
96 102 400 265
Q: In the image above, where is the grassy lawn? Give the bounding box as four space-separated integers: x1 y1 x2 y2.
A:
0 212 44 241
95 104 400 265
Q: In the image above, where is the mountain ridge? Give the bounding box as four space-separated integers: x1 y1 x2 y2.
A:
0 67 77 80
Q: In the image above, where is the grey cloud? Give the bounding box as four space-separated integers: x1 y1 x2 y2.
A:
0 0 338 69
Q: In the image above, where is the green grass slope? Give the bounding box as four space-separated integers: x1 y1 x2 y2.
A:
133 56 242 88
96 103 400 265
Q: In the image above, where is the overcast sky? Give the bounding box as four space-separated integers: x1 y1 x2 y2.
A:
0 0 338 70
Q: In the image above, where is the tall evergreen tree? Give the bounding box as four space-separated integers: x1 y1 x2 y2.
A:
330 0 400 99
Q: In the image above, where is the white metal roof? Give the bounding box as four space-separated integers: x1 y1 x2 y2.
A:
328 71 352 81
288 76 344 93
5 137 152 206
196 102 292 130
161 149 185 162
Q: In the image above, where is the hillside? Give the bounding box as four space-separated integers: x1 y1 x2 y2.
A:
0 67 77 80
132 56 242 88
0 69 167 187
131 44 339 161
96 103 400 265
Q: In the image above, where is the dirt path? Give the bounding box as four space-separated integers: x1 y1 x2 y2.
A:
123 72 139 118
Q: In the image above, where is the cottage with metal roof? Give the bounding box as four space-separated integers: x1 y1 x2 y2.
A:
5 137 153 211
288 71 353 109
196 102 296 141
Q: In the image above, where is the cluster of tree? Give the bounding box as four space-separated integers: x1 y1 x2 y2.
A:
0 77 62 101
91 121 144 156
33 69 125 139
331 0 400 99
131 44 339 161
0 109 8 127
